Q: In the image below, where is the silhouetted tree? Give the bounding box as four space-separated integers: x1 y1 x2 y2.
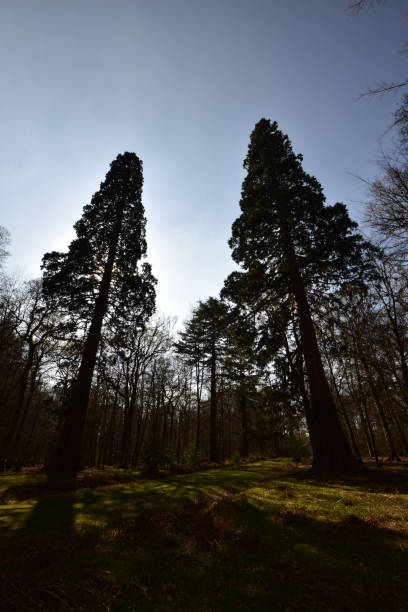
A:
0 280 58 466
366 157 408 257
110 315 173 468
220 306 259 458
177 298 227 462
174 313 206 456
228 119 373 474
42 152 156 473
0 226 10 269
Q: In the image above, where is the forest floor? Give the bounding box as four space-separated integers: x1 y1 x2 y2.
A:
0 458 407 611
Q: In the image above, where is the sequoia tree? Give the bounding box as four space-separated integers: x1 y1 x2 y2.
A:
42 152 156 474
228 119 373 475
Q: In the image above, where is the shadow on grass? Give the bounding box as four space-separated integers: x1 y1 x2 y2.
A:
70 466 285 527
23 474 77 534
208 496 408 611
1 463 408 610
4 492 406 611
0 475 79 610
288 464 408 494
0 470 135 504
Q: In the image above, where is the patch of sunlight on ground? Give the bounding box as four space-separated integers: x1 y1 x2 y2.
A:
241 476 408 532
0 500 37 530
2 459 408 612
0 460 292 536
11 459 400 538
0 473 45 497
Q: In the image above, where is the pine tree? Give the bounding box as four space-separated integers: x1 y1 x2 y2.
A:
220 305 259 458
42 152 156 474
228 119 373 475
176 298 227 462
174 314 206 456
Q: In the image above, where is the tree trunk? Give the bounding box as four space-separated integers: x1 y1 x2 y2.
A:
209 341 217 462
1 342 35 465
46 211 124 474
239 385 249 458
9 361 40 466
324 351 362 462
195 363 202 457
120 385 138 469
390 406 408 455
279 218 363 475
351 356 382 467
358 351 400 461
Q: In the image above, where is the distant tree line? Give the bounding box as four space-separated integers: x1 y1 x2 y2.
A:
1 111 408 476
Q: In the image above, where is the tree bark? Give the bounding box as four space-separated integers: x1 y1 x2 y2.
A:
279 217 363 475
46 210 124 474
239 386 249 458
209 340 217 462
358 348 400 461
195 362 202 457
324 350 362 462
1 342 35 464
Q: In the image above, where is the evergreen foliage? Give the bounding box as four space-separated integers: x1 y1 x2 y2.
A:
175 298 228 462
42 153 156 474
42 153 155 328
227 119 374 474
1 126 407 479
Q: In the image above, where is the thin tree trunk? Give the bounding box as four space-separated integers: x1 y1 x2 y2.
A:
239 385 249 458
358 351 400 461
195 363 202 457
9 364 40 466
324 350 362 462
389 402 408 455
1 342 35 464
103 390 119 467
352 358 382 467
209 341 217 462
120 384 138 468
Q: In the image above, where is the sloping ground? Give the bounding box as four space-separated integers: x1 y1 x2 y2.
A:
0 459 407 611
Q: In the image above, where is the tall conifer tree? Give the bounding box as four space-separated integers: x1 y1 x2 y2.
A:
228 119 372 474
42 153 156 473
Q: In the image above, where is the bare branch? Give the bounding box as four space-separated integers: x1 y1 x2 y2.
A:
359 80 408 98
0 225 10 268
347 0 388 15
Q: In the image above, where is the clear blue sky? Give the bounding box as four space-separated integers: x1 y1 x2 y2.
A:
1 0 407 323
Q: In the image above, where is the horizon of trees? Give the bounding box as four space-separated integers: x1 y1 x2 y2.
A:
1 109 408 476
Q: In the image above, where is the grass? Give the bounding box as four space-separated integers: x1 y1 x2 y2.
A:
0 458 407 611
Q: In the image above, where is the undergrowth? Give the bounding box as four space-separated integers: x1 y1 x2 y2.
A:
0 459 407 611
